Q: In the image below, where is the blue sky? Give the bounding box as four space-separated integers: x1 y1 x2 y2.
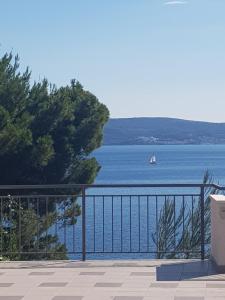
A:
1 0 225 122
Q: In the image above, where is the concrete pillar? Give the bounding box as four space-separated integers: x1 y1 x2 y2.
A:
210 195 225 271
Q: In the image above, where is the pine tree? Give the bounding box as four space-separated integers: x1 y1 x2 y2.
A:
0 52 109 260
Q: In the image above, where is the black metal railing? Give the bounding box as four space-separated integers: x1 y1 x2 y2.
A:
0 183 223 261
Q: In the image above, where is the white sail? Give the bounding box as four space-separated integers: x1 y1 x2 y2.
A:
149 154 156 164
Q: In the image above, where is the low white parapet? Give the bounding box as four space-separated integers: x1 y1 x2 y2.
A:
210 195 225 271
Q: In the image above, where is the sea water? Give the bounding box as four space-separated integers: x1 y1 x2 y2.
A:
61 145 225 259
93 145 225 185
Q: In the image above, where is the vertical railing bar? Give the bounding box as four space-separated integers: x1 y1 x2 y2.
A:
191 195 194 240
37 197 40 252
121 195 123 252
10 196 13 254
82 186 86 261
147 196 149 252
0 197 2 256
173 195 176 251
63 197 66 249
182 195 185 254
164 196 166 252
138 195 140 253
103 196 105 252
9 196 13 254
93 196 96 253
72 196 75 254
29 197 32 251
200 186 205 260
111 196 113 253
46 196 48 254
156 196 158 255
19 197 21 257
129 195 131 252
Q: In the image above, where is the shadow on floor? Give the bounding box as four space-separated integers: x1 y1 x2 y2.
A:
156 259 225 281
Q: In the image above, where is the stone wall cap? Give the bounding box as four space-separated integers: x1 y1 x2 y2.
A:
210 195 225 202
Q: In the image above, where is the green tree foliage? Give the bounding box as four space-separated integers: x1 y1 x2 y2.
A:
0 53 109 259
0 196 68 260
0 54 109 185
152 171 219 259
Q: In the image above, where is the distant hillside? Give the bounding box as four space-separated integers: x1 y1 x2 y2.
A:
103 117 225 145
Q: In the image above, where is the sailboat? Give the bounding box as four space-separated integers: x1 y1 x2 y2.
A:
149 154 156 165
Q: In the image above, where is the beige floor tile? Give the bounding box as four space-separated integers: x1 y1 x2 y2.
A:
0 259 222 300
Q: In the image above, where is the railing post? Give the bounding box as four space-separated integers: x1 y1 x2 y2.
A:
200 186 205 260
82 186 86 261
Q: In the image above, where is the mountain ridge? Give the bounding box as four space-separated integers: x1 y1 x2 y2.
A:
103 117 225 145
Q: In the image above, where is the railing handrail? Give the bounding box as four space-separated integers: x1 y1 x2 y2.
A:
0 183 223 189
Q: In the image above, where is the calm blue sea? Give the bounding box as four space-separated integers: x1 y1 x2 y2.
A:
62 145 225 259
93 145 225 185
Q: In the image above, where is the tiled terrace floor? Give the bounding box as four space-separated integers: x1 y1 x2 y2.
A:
0 259 225 300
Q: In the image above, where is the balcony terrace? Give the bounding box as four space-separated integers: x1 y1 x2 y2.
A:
0 183 225 299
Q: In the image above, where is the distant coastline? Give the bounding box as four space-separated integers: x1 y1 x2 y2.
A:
103 117 225 145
